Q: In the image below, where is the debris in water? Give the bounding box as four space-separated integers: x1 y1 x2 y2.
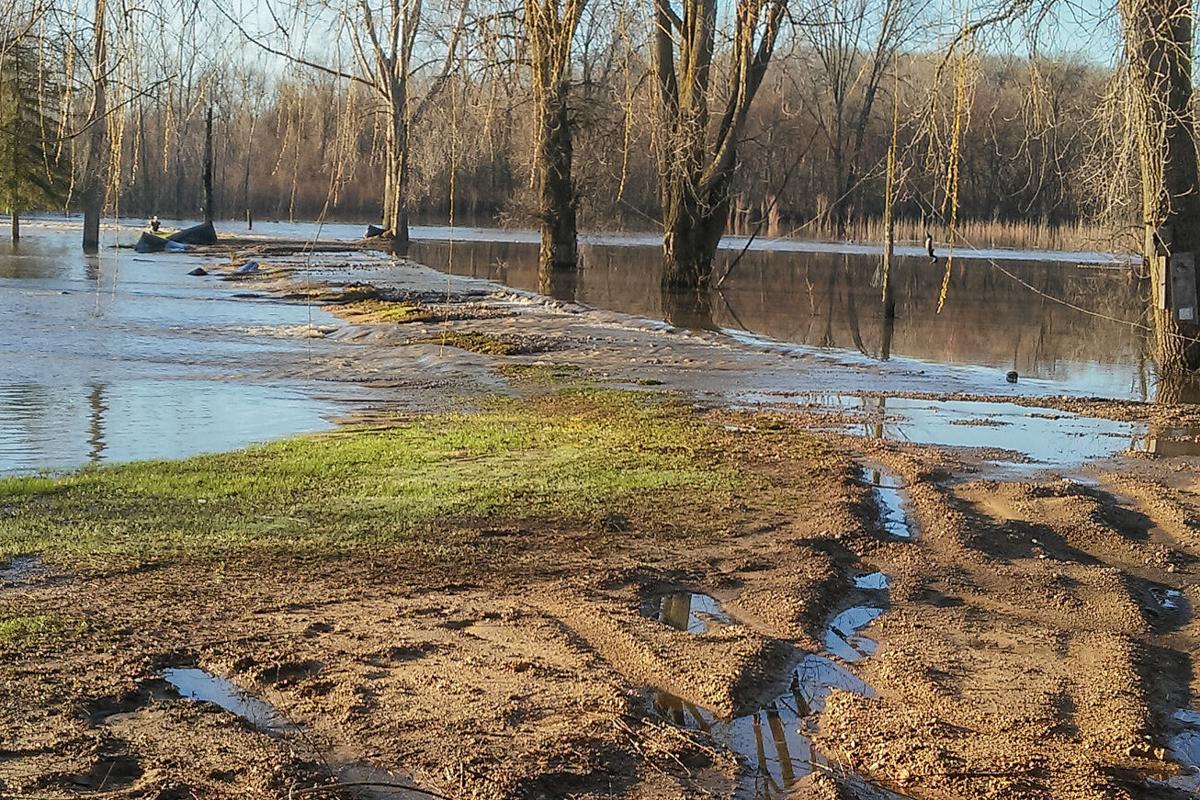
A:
186 267 207 276
641 590 732 634
163 667 294 734
1006 370 1019 383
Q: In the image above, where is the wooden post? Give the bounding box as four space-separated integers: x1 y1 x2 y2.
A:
81 0 107 252
203 106 214 225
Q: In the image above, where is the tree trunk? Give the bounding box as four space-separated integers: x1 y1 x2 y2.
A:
203 105 214 224
536 83 577 290
1122 0 1200 375
661 188 729 290
81 0 107 252
382 93 410 246
11 210 18 243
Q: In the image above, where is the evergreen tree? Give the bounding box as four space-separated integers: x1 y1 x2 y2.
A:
0 29 68 241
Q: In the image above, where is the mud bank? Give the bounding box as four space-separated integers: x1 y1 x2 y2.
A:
4 244 1200 800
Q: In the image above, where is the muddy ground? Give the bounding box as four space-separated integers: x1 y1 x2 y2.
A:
4 243 1200 800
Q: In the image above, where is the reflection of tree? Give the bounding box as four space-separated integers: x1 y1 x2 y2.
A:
661 288 716 331
87 383 106 463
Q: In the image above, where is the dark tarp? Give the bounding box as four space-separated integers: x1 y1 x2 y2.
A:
167 221 219 245
134 232 168 253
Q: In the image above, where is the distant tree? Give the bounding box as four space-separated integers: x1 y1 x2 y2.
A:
0 26 68 242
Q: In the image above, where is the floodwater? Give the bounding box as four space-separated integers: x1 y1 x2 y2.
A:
641 590 733 634
0 222 348 476
404 234 1154 402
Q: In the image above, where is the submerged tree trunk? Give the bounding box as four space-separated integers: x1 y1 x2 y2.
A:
525 0 585 290
10 210 18 242
534 84 578 290
382 94 410 247
1122 0 1200 376
81 0 107 252
650 0 785 291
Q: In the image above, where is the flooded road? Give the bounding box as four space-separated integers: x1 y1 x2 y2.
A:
0 222 349 475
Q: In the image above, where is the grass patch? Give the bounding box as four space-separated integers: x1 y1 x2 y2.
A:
0 614 86 646
0 390 743 562
336 298 437 324
499 363 585 386
420 330 523 355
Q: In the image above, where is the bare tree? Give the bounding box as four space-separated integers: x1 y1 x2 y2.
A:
795 0 925 237
81 0 107 251
1119 0 1200 383
219 0 467 244
650 0 787 291
524 0 585 286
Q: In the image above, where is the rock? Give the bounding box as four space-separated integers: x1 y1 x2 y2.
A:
235 260 259 274
186 267 207 276
1006 370 1019 383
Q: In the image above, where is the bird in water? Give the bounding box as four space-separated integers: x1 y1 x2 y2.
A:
925 232 937 264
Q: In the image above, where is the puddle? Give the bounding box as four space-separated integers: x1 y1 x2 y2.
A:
823 606 886 663
853 572 890 591
0 554 48 585
1160 707 1200 791
1150 587 1183 613
647 468 913 797
770 395 1143 468
163 667 423 798
861 466 915 539
164 667 295 734
651 654 876 795
641 591 732 634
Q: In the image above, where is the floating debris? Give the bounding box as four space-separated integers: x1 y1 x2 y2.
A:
641 591 732 634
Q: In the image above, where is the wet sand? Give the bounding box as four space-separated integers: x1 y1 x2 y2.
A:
3 241 1200 800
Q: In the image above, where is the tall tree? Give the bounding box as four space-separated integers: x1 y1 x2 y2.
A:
221 0 467 245
524 0 585 288
80 0 107 252
797 0 923 237
1120 0 1200 385
650 0 787 291
0 23 67 241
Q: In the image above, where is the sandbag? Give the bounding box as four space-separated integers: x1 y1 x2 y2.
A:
134 232 167 253
167 221 218 245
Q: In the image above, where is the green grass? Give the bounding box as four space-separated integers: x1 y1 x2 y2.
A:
337 298 436 323
0 391 737 562
0 614 86 646
421 330 522 355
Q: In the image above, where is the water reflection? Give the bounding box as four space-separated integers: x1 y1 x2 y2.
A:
409 239 1149 400
0 225 344 475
